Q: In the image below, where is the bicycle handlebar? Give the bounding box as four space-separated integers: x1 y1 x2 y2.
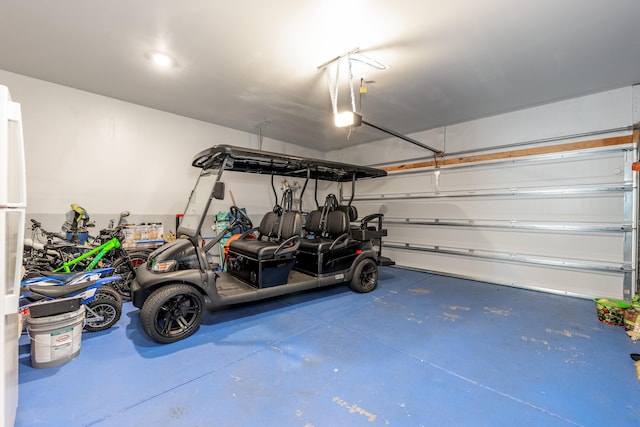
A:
96 226 126 242
31 219 67 242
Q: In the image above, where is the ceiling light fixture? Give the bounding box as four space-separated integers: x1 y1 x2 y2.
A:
334 111 362 128
319 48 442 155
150 52 176 68
349 53 389 71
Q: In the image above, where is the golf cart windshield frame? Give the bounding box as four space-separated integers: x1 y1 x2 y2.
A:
177 165 224 239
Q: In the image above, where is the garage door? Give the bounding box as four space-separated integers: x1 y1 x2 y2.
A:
346 134 638 300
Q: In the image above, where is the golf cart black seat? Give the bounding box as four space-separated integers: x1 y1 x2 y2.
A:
301 193 342 238
304 209 324 236
240 210 280 240
299 209 352 254
228 210 301 260
337 204 358 222
226 210 302 288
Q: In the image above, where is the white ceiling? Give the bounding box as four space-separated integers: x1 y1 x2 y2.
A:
1 0 639 152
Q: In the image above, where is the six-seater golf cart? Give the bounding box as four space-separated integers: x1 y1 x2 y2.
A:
131 145 388 343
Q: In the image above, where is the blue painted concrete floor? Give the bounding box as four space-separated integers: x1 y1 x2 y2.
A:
16 267 640 426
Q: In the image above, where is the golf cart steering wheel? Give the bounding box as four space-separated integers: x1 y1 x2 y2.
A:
229 206 253 231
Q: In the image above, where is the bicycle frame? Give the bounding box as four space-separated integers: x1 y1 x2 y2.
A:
53 237 121 273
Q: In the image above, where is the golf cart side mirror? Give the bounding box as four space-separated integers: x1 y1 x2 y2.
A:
213 181 225 200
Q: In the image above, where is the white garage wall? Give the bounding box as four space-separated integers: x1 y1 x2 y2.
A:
0 70 324 235
328 87 638 300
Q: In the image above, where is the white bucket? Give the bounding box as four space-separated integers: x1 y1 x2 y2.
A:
26 305 85 369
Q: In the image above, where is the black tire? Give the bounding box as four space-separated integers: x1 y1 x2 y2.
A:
84 297 122 332
140 284 204 344
96 285 123 305
127 251 150 269
348 258 378 293
110 251 149 300
110 257 133 300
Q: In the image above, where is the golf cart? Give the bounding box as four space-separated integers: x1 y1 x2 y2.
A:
131 145 388 343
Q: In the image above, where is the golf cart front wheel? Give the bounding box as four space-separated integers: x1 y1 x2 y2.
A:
349 258 378 293
140 284 204 344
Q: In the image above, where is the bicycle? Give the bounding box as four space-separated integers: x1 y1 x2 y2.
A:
20 274 123 332
23 221 78 273
24 219 150 300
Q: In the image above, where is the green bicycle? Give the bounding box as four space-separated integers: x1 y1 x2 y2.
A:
54 231 123 272
25 220 150 299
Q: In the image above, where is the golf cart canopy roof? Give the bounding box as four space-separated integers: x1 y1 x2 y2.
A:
192 145 387 182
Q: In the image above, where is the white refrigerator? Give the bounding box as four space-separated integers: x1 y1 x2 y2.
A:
0 84 27 427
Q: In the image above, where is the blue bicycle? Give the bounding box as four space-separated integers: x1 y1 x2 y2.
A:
20 274 123 332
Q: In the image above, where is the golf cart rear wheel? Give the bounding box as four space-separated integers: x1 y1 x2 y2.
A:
349 258 378 293
141 284 204 343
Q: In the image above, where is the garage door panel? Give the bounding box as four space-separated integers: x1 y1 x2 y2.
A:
348 143 636 300
385 248 625 300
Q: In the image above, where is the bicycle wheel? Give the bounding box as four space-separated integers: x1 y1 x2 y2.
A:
110 251 149 300
84 296 122 332
127 251 150 268
96 285 123 305
111 257 136 300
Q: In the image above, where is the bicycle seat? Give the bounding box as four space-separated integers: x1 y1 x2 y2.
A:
26 280 97 298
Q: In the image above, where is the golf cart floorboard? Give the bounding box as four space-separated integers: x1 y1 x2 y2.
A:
215 274 256 298
215 269 316 301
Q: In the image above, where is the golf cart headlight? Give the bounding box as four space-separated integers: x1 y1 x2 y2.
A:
151 260 177 273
